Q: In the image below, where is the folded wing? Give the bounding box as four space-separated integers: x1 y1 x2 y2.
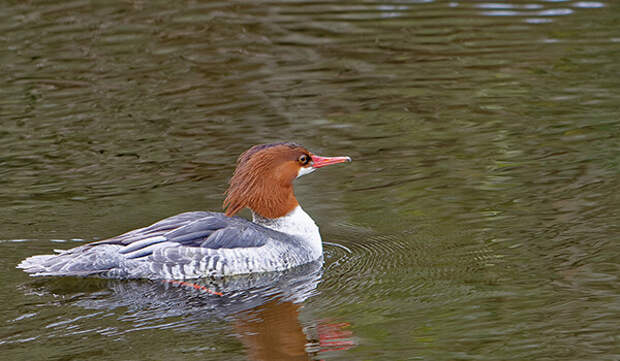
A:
18 212 283 279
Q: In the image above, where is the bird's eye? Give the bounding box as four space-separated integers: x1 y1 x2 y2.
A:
298 154 310 165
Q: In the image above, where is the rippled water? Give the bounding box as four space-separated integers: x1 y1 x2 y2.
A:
1 1 618 360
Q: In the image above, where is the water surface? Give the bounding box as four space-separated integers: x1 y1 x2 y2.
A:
1 1 619 360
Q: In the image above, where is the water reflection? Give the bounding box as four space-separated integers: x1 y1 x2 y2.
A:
17 260 353 360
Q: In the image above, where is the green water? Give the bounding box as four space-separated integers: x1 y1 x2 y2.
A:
1 1 618 360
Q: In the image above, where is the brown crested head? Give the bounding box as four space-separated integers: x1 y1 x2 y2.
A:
223 142 351 219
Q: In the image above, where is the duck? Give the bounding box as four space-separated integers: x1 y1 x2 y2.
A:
18 142 351 279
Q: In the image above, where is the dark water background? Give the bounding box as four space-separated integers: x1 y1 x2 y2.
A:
1 0 618 360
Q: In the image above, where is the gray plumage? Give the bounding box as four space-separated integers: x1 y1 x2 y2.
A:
18 212 316 279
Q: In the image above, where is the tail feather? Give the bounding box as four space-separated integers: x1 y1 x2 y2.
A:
17 254 57 273
17 245 123 277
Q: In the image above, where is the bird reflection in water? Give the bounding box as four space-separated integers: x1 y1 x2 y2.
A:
22 260 354 360
232 298 353 361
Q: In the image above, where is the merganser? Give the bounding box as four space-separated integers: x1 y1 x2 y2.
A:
18 142 351 279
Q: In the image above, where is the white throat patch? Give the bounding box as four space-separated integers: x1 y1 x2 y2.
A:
296 166 316 178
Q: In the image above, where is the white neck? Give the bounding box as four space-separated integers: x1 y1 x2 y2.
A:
252 206 323 259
